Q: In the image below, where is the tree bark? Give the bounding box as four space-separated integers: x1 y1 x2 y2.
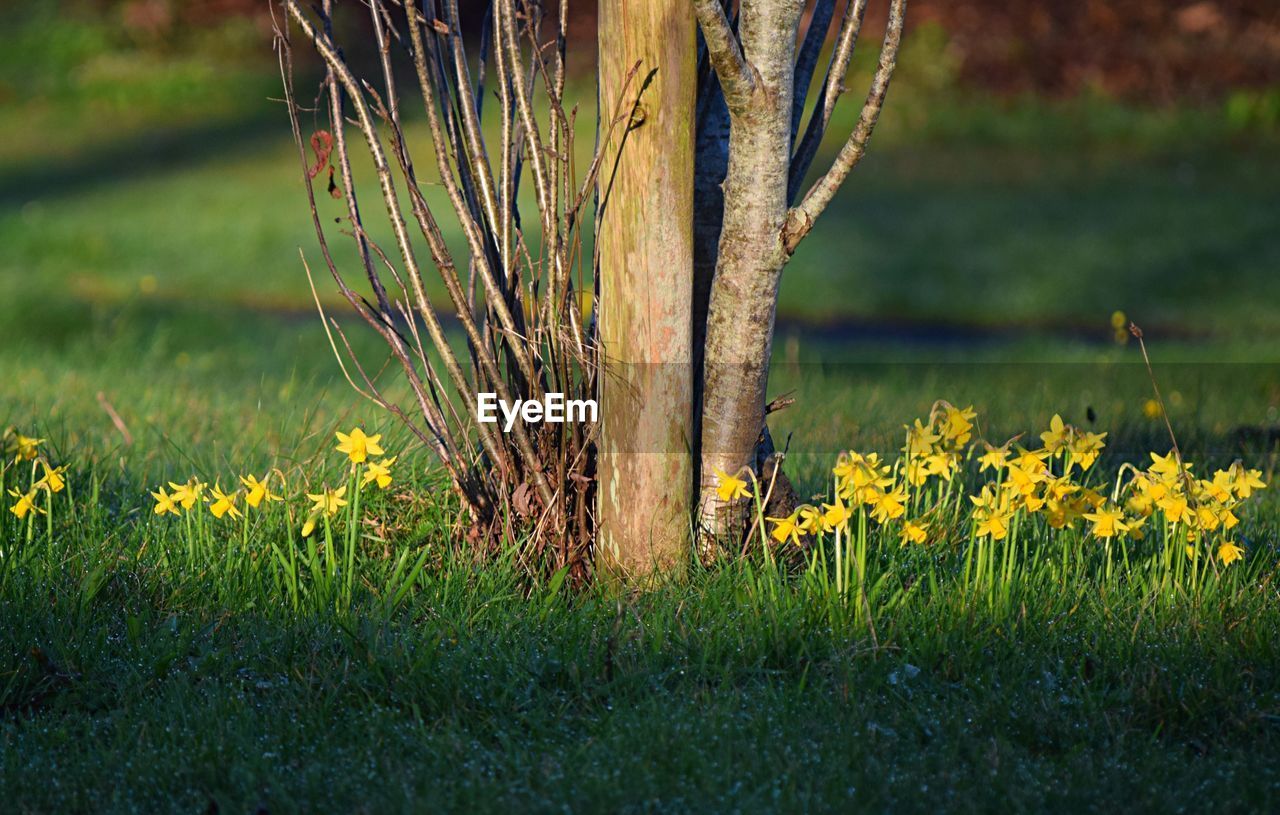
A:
596 0 697 579
695 0 805 539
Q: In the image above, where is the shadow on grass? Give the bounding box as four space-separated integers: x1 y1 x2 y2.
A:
0 106 286 209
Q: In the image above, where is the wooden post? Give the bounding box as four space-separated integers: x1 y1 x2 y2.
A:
596 0 696 579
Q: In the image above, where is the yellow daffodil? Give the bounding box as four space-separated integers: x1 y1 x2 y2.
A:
1069 431 1106 471
1046 476 1080 501
1017 487 1047 514
1217 541 1244 566
1125 513 1149 541
1078 487 1106 511
1227 461 1266 499
820 494 853 533
832 451 860 483
361 456 397 490
208 484 242 520
797 505 824 535
8 433 43 462
970 485 1013 541
1044 498 1077 530
978 441 1011 473
974 506 1011 541
1111 310 1129 343
1040 414 1073 458
1148 451 1190 480
857 456 896 499
168 479 207 511
900 519 928 545
307 485 348 517
151 486 180 516
1193 504 1221 532
1005 460 1046 496
1156 493 1192 525
301 485 348 537
869 484 908 524
335 427 384 464
1083 504 1128 540
714 469 752 502
768 512 802 546
834 452 892 503
35 460 67 493
940 404 976 445
1042 477 1081 528
1012 447 1048 472
903 418 941 460
1125 490 1154 518
1131 471 1170 503
240 474 282 508
8 488 42 519
904 458 929 488
1211 467 1233 488
1199 476 1232 504
969 484 998 512
922 451 957 482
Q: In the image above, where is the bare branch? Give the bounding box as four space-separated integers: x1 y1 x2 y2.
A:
784 0 906 252
283 0 554 508
693 0 757 111
278 13 460 471
402 0 539 391
321 0 392 315
438 0 505 261
790 0 836 143
787 0 869 202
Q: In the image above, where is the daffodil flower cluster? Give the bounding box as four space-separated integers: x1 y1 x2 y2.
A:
147 427 399 541
151 477 245 519
760 401 975 548
3 428 69 522
722 404 1268 571
133 426 403 612
970 416 1113 540
1122 455 1261 566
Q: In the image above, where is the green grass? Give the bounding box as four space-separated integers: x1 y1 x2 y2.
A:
784 145 1280 337
5 19 1280 809
3 459 1280 812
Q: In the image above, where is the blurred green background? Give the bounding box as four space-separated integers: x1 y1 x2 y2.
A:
2 1 1279 478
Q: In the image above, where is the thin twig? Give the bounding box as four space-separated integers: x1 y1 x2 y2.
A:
95 392 133 446
785 0 904 248
1130 322 1196 497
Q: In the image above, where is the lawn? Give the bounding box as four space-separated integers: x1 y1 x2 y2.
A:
4 27 1280 811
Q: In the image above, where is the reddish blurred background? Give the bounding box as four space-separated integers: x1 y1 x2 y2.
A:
97 0 1280 102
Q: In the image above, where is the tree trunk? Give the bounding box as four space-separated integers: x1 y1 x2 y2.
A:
596 0 697 579
696 0 804 538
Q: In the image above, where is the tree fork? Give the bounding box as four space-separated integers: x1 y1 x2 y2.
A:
694 0 906 543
